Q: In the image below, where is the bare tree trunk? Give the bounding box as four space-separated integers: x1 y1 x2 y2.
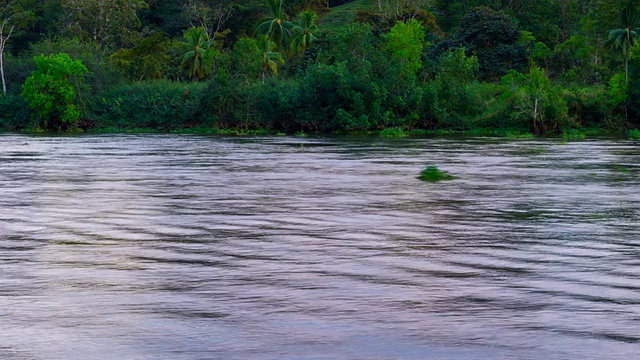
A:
533 98 539 132
182 0 233 40
0 47 6 95
0 22 15 95
625 55 629 84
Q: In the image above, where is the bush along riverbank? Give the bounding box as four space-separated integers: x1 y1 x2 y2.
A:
1 1 640 136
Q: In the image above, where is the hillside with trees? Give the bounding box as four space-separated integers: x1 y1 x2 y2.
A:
0 0 639 135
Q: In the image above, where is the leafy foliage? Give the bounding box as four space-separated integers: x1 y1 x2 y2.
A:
21 53 88 131
434 47 480 128
500 67 568 133
628 44 640 124
385 19 425 77
291 9 319 53
231 37 262 79
29 38 120 93
90 81 207 130
256 0 294 51
445 6 527 80
60 0 148 49
257 34 284 79
0 1 35 94
0 92 31 130
1 0 639 135
111 32 171 81
607 1 640 82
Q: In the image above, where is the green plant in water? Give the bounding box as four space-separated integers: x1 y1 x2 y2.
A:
611 164 630 173
562 129 586 140
433 129 455 135
295 130 306 137
629 129 640 139
418 166 456 182
505 131 534 139
380 127 408 138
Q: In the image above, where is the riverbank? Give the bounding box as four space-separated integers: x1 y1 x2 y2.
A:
3 126 637 141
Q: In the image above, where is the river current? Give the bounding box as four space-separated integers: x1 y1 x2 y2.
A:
1 134 639 359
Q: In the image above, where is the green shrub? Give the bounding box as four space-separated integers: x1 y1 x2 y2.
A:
303 23 422 132
629 129 640 140
89 81 207 130
564 85 611 128
562 129 586 140
2 54 35 95
500 67 569 133
418 166 456 182
0 93 32 131
253 78 304 131
231 37 262 80
434 47 480 129
195 76 302 131
505 130 534 138
628 50 640 126
385 20 425 78
380 127 408 138
30 38 122 93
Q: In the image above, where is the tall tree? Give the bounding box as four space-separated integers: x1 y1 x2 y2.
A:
0 1 33 94
110 32 170 81
627 44 640 123
179 26 215 80
60 0 148 49
21 53 88 131
231 37 262 79
445 6 527 80
291 9 318 54
257 34 284 80
180 0 234 40
385 19 425 78
256 0 294 51
607 1 640 82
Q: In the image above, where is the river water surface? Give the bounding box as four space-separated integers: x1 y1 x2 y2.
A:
1 134 639 360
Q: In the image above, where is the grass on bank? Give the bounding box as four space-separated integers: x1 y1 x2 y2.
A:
562 129 586 140
380 127 409 138
408 128 534 138
6 124 632 139
87 127 276 136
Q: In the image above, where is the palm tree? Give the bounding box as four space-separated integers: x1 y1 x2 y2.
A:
257 34 284 80
179 26 214 80
291 10 319 54
607 1 640 83
256 0 294 51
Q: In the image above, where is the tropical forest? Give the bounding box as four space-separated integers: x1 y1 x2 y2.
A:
1 0 640 137
3 2 640 359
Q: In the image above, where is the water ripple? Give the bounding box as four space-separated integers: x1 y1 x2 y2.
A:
1 134 639 359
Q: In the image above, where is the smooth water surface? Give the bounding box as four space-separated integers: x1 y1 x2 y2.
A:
1 134 639 360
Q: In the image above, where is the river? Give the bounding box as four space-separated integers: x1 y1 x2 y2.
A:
1 134 639 359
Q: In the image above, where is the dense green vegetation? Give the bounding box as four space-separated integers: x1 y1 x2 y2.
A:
0 0 639 134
